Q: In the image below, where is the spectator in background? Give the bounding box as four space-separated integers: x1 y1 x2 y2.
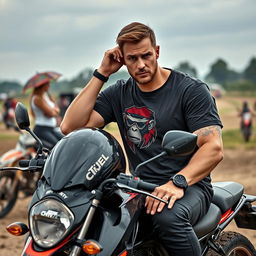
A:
30 82 63 149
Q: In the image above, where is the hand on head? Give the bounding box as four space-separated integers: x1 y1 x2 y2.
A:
98 47 124 77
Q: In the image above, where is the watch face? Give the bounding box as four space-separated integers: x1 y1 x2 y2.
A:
173 174 188 189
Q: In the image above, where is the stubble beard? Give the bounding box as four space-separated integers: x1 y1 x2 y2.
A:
132 63 158 86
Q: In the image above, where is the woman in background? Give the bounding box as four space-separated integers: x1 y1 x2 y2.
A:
30 82 63 149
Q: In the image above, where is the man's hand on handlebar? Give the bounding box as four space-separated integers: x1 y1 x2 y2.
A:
145 181 185 215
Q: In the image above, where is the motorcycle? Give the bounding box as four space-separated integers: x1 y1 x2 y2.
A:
2 102 256 256
241 112 253 142
0 123 38 218
0 115 62 218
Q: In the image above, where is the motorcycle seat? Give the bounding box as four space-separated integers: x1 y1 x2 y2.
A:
193 203 221 238
212 181 244 213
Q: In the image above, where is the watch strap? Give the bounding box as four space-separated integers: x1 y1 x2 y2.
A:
93 69 109 82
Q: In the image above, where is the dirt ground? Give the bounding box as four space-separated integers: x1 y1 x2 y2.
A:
0 96 256 255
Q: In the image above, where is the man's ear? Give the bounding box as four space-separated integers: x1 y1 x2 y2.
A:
120 47 126 65
156 45 160 59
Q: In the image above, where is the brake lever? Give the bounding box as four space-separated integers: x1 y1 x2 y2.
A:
116 182 168 204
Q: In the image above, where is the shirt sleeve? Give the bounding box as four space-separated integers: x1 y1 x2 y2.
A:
183 81 223 132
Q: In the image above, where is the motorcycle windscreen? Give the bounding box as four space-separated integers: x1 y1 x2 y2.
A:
42 129 125 191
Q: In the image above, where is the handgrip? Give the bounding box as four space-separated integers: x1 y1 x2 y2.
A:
137 180 158 192
19 160 30 167
116 174 158 192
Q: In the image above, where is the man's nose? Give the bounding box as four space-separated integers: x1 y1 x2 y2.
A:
137 58 145 70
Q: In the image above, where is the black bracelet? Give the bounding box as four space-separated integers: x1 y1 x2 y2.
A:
93 69 109 82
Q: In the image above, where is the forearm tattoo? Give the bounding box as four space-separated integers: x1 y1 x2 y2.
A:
195 125 222 138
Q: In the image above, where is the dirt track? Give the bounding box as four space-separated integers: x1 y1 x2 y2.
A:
0 96 256 255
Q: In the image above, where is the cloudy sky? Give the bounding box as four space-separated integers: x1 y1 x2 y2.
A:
0 0 255 84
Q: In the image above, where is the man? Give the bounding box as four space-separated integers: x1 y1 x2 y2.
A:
61 22 223 256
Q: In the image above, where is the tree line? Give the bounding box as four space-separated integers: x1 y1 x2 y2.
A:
176 57 256 91
1 56 256 96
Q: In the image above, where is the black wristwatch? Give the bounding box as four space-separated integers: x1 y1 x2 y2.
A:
93 69 109 82
170 174 188 191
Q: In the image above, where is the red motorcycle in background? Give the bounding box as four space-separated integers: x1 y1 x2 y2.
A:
241 112 252 142
239 101 254 142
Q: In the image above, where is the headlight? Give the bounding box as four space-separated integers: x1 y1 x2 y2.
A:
29 198 74 248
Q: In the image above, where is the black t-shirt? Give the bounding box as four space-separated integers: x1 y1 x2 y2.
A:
94 69 222 199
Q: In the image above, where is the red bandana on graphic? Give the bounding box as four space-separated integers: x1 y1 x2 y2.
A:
123 106 157 152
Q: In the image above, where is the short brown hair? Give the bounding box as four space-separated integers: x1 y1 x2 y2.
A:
116 22 156 49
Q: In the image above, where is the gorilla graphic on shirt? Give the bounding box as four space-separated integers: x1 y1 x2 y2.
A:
123 106 157 152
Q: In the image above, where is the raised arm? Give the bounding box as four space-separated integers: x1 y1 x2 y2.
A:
60 47 123 135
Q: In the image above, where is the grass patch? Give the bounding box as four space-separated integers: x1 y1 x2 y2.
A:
226 91 256 97
105 123 120 133
0 133 19 140
222 128 256 149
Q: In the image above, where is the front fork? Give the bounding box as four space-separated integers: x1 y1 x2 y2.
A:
69 194 101 256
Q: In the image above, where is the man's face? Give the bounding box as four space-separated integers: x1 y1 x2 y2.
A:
122 38 159 85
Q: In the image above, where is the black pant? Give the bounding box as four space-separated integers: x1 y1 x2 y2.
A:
33 125 63 150
144 184 210 256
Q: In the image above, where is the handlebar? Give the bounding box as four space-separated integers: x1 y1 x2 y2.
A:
114 174 168 204
116 174 157 192
0 165 42 172
0 156 46 172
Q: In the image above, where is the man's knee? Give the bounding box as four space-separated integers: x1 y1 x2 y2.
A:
151 204 190 232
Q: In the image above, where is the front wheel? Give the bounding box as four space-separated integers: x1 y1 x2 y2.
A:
207 231 256 256
0 171 19 218
242 126 252 142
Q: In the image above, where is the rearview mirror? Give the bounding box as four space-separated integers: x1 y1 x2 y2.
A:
15 102 30 130
15 102 44 153
162 130 197 157
133 130 198 176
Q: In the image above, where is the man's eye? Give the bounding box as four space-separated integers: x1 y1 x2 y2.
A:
143 53 151 59
128 56 136 61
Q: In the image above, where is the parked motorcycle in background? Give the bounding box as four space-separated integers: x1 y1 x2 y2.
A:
241 112 252 142
0 124 38 218
2 102 256 256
